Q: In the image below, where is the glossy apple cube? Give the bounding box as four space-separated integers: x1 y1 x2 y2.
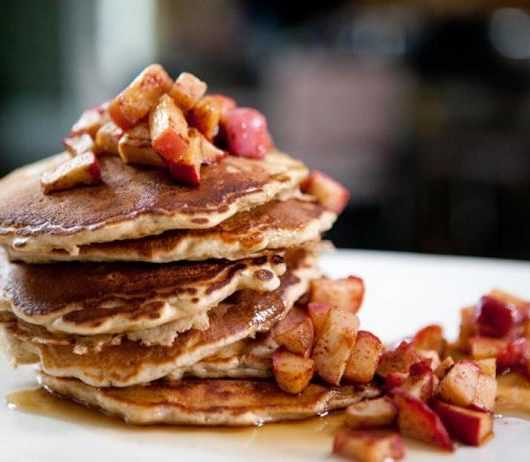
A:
344 397 397 430
169 72 207 112
109 64 173 130
431 400 493 446
95 121 123 155
118 123 164 167
310 276 364 314
475 295 523 338
41 152 101 193
63 134 94 157
70 104 107 137
312 309 359 385
221 107 272 158
344 330 384 383
307 302 331 337
412 324 445 354
272 348 314 394
188 96 222 141
376 341 420 379
438 360 480 408
392 389 454 451
273 306 314 358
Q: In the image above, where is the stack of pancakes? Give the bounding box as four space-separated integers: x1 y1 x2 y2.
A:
0 151 377 425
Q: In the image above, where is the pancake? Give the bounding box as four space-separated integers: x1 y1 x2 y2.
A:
0 151 307 253
3 250 320 387
0 250 285 335
40 375 381 426
7 198 335 263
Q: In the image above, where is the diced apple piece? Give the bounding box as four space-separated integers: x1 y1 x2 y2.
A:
400 368 436 401
310 276 364 314
194 128 225 164
458 306 477 351
469 336 508 359
118 123 164 167
70 105 107 137
435 357 455 379
344 331 384 384
489 288 530 312
302 170 350 214
497 338 529 373
169 72 207 112
95 121 123 155
376 341 420 379
413 325 445 355
307 302 331 337
476 358 496 377
312 309 359 385
383 372 407 392
345 397 397 430
333 430 405 462
471 373 497 412
41 152 101 193
431 400 493 446
392 389 454 451
166 129 202 186
417 350 441 372
63 134 94 157
109 64 173 130
221 107 273 158
273 306 314 358
496 372 530 414
272 349 314 394
438 360 480 408
207 94 237 120
475 295 523 338
149 94 189 162
188 96 222 141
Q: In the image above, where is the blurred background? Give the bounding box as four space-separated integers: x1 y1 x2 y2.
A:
2 0 530 260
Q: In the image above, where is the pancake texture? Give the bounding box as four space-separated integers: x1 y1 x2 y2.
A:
0 250 285 335
8 198 335 263
0 151 307 253
3 250 320 387
40 375 381 426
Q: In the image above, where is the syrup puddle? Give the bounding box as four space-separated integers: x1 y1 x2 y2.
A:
6 386 344 455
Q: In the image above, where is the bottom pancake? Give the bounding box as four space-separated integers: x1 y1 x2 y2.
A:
40 374 381 426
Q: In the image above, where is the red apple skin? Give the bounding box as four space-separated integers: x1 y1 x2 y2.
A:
475 295 522 338
377 341 420 379
497 338 530 374
431 399 493 446
222 107 273 159
168 160 200 187
392 389 454 451
413 324 445 354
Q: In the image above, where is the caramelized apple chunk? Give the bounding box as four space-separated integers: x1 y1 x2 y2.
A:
95 121 123 155
169 72 207 112
70 104 107 138
311 276 364 314
188 96 222 141
149 94 190 162
118 123 164 167
333 430 405 462
41 152 101 193
302 170 350 214
109 64 173 130
272 349 314 394
63 134 94 157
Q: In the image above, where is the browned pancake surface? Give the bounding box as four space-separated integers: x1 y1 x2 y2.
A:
0 153 301 237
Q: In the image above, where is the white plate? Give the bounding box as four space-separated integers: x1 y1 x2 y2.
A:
1 249 529 461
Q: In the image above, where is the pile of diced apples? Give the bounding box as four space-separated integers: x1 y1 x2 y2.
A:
41 64 277 192
331 322 498 461
282 282 525 461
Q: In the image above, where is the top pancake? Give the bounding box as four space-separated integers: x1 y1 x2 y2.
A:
7 198 335 263
0 150 307 253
